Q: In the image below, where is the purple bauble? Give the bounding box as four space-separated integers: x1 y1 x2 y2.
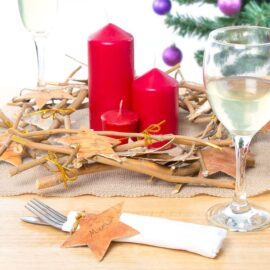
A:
218 0 242 16
162 45 183 66
152 0 172 15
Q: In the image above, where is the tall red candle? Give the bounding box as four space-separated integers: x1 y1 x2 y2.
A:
88 23 134 130
132 68 179 134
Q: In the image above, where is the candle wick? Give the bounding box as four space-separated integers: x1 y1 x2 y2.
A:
118 100 123 116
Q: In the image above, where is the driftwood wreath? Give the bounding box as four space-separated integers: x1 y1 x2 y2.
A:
0 64 257 193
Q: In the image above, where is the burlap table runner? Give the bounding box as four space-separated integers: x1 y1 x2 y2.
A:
0 108 270 198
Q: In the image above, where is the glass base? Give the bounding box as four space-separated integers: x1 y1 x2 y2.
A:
207 203 270 232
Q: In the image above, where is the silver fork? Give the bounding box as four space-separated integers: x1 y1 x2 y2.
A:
24 199 67 230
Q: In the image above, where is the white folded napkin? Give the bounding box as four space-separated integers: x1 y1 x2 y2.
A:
62 211 227 258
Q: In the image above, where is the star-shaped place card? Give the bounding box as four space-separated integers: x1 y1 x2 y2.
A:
62 203 139 261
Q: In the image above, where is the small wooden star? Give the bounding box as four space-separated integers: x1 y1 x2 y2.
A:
55 130 120 161
0 133 22 166
62 203 139 261
18 89 75 109
199 147 254 178
261 121 270 133
199 147 235 178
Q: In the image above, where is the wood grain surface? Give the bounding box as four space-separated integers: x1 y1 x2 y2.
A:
1 194 270 270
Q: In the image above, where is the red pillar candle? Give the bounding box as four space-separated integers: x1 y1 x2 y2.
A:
132 68 179 134
101 101 139 144
88 23 134 130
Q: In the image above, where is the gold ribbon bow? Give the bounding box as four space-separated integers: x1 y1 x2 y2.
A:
25 108 75 119
142 120 166 145
45 152 77 187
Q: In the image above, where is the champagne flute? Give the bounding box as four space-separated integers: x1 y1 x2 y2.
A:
204 26 270 232
18 0 58 87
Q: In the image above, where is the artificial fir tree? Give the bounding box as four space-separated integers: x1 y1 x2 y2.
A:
164 0 270 65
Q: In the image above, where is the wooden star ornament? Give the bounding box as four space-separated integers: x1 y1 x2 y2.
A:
55 130 120 161
62 203 139 261
261 121 270 133
199 147 254 178
17 89 75 109
0 132 22 166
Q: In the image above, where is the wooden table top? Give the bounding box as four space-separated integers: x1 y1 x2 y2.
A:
1 194 270 270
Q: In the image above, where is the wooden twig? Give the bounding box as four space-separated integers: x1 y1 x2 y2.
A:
36 163 114 189
188 101 212 121
197 150 209 177
11 135 73 155
212 123 224 139
183 97 195 116
179 81 205 93
0 110 13 128
208 139 233 146
171 184 184 194
64 66 82 84
0 122 8 128
7 101 36 107
0 104 27 156
93 156 234 189
165 64 180 74
9 156 48 176
64 115 71 129
199 117 217 139
173 161 201 176
193 116 212 124
36 88 88 141
65 54 88 67
114 140 146 152
7 128 221 149
63 145 80 168
67 89 88 110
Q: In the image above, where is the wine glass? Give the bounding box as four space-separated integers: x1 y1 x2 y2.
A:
203 26 270 232
18 0 58 87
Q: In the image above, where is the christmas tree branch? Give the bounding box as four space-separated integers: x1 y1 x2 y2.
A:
165 14 218 38
242 1 270 26
172 0 216 4
166 1 270 66
194 50 204 66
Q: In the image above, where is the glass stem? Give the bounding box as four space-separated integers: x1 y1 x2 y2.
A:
33 35 47 87
231 135 252 214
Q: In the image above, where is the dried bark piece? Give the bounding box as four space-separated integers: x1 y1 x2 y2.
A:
199 147 254 178
0 133 22 166
62 203 139 261
55 130 120 161
15 89 75 109
261 121 270 133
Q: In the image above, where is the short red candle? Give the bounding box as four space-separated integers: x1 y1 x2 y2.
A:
101 101 139 144
88 23 134 130
132 68 179 134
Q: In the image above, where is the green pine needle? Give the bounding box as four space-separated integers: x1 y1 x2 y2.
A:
172 0 216 4
166 0 270 66
194 50 204 66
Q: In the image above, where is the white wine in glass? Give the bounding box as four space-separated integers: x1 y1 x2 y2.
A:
18 0 58 86
204 26 270 232
207 76 270 136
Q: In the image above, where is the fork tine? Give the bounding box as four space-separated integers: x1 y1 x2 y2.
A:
27 201 64 224
25 204 63 230
31 199 67 223
27 201 63 225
